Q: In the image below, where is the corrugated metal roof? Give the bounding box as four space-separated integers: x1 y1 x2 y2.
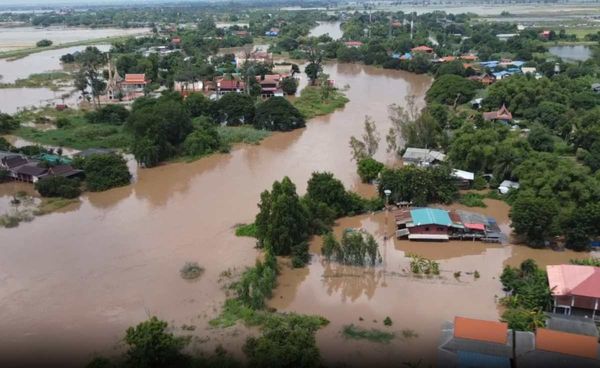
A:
457 351 511 368
410 208 452 226
547 265 600 298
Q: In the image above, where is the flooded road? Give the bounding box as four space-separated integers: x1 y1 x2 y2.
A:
0 64 431 366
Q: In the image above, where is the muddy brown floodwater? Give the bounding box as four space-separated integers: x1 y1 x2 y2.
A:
0 63 594 367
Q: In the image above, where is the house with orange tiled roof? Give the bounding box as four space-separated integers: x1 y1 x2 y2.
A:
438 316 513 368
517 327 600 367
483 104 512 122
411 45 434 53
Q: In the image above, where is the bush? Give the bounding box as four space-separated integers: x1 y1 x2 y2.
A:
36 39 53 47
472 176 487 190
0 113 20 134
321 230 380 266
35 176 81 198
180 262 204 280
357 157 384 183
235 223 258 237
383 317 393 326
86 105 130 125
280 76 298 95
183 123 222 156
459 192 487 207
341 324 395 343
76 153 131 192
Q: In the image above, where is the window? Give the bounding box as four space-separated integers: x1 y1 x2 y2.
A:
425 227 430 231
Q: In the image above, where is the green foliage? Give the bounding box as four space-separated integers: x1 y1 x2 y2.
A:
0 113 20 133
235 223 258 238
321 230 380 267
183 123 222 157
378 165 457 206
357 157 384 183
472 176 488 190
85 105 130 125
185 93 212 118
408 254 440 275
280 76 298 95
383 317 393 326
35 176 81 199
76 153 131 192
570 258 600 267
459 192 487 208
292 86 349 119
36 39 53 47
254 97 305 131
216 125 270 145
124 316 188 368
236 253 278 310
499 259 551 331
128 94 193 166
510 194 558 247
426 74 479 105
306 172 353 217
341 324 395 343
214 93 255 126
255 177 310 257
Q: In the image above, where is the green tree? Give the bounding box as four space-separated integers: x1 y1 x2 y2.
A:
254 97 305 131
357 157 384 183
214 93 255 126
76 153 131 192
35 176 81 198
86 105 130 125
182 124 221 156
426 74 479 106
0 113 19 133
280 76 298 95
184 93 212 118
255 177 310 256
510 194 558 247
124 317 187 368
306 172 352 217
36 39 53 47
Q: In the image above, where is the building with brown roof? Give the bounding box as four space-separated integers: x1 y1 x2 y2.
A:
483 104 513 122
411 45 434 53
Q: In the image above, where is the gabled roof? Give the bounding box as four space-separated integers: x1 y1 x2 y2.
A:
48 165 82 177
454 316 508 344
412 45 433 52
3 155 27 169
536 328 598 359
410 208 452 227
547 265 600 298
218 79 245 90
123 74 148 84
14 163 47 177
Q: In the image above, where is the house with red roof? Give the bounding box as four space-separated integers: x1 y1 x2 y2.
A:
547 264 600 319
120 74 150 99
216 78 246 95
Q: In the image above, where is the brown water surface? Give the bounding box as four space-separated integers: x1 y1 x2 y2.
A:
0 64 431 367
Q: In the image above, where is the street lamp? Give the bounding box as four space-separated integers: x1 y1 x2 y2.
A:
383 189 391 209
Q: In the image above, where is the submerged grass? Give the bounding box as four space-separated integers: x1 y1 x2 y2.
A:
293 87 349 119
34 197 79 215
235 223 257 238
459 192 487 208
0 72 72 91
15 114 132 150
342 324 395 343
217 125 271 145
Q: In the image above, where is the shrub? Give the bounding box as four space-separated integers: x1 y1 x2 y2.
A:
357 157 384 183
342 324 395 343
35 176 81 198
235 223 257 238
383 317 393 326
180 262 204 280
183 124 222 156
0 113 20 134
280 76 298 95
36 39 53 47
321 230 380 266
76 153 131 192
472 176 487 190
86 105 130 125
459 192 487 207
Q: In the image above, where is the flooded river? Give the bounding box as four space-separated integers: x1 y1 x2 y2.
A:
0 26 148 52
549 45 592 62
0 63 594 367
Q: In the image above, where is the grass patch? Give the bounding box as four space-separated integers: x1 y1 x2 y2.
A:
400 329 419 339
235 223 258 238
459 192 487 208
217 125 271 145
0 72 72 91
34 197 79 215
15 114 132 150
342 324 395 343
180 262 204 280
293 86 349 119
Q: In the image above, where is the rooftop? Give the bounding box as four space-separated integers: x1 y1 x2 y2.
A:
410 208 452 227
547 264 600 299
536 328 598 359
454 316 508 344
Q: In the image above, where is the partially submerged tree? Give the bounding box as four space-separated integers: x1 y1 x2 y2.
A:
349 116 380 161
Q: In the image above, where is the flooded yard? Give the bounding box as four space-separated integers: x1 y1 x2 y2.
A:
0 62 594 367
309 21 343 40
549 45 593 62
